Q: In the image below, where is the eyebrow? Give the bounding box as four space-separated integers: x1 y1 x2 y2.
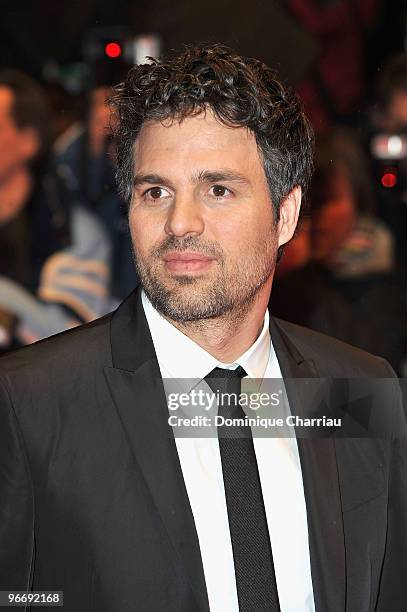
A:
133 169 251 189
193 169 251 186
133 173 174 189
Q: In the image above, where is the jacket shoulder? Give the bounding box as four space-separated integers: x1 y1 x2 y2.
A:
273 317 395 378
0 313 113 384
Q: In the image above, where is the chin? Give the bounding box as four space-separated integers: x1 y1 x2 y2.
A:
161 271 214 290
169 274 203 286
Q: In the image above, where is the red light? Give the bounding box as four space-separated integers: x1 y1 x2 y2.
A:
105 42 122 58
381 172 397 188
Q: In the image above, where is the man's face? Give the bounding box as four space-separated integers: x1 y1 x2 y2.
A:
129 110 280 323
0 87 35 182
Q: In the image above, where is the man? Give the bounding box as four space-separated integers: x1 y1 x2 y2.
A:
54 84 137 299
0 44 406 611
0 71 113 350
373 53 407 133
0 70 67 294
369 53 407 268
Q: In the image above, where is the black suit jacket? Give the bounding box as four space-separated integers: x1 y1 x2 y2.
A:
0 288 406 611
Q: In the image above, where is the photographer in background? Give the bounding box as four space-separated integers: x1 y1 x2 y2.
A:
370 53 407 268
0 70 68 293
54 83 137 300
0 71 114 352
312 128 406 374
272 127 406 374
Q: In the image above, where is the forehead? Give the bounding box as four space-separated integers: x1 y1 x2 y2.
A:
133 111 263 174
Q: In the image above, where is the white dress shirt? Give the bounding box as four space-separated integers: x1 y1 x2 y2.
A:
142 290 315 612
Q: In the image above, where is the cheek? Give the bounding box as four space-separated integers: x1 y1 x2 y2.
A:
207 216 245 258
128 208 147 255
209 202 274 257
129 207 166 256
243 202 275 248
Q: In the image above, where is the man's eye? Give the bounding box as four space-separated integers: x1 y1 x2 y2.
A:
209 185 232 198
145 187 170 200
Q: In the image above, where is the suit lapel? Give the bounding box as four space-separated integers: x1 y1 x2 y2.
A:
271 318 346 612
105 289 209 612
105 291 346 612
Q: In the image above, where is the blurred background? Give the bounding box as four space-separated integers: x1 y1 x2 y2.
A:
0 0 406 374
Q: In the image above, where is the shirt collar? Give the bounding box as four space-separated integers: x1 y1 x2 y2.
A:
142 290 271 381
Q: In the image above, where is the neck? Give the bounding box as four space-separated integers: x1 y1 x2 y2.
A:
0 167 32 225
169 279 273 363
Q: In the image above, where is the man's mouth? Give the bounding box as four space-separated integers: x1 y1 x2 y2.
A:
162 251 215 273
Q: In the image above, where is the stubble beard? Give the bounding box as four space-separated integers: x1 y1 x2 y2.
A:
133 234 276 325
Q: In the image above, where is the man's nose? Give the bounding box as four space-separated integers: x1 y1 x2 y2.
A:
164 193 205 238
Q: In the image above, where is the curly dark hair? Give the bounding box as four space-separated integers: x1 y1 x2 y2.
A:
111 43 314 218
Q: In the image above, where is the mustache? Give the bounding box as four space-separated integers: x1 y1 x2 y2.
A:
152 236 224 260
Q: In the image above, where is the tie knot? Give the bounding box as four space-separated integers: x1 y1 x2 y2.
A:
204 366 247 397
206 365 247 380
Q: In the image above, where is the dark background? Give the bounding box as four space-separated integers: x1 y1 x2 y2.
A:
1 0 405 86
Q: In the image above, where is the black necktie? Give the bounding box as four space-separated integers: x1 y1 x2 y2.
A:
205 367 281 612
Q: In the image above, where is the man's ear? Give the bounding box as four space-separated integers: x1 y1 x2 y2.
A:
277 186 302 248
